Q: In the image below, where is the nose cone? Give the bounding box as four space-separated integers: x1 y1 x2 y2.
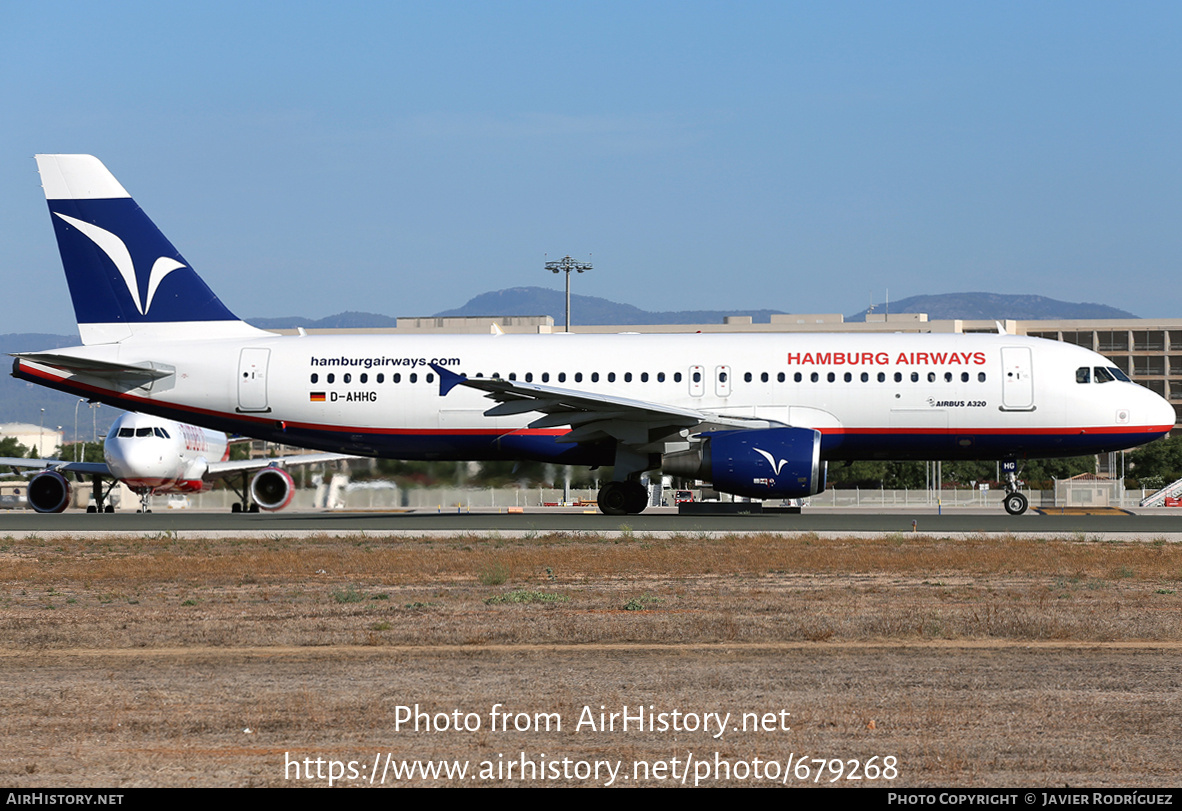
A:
1146 388 1177 435
105 433 175 489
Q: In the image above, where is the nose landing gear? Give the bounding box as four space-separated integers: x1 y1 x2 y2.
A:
1001 462 1028 515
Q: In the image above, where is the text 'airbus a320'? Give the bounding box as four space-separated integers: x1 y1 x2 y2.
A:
11 155 1175 515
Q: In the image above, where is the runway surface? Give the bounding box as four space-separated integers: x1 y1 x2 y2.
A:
1 507 1179 535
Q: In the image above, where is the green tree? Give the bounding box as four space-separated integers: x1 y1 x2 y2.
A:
0 436 30 458
1127 435 1182 487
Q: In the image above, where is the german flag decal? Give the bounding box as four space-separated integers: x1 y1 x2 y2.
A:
310 392 326 402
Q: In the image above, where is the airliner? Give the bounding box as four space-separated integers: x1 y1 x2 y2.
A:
1 411 354 513
10 155 1175 516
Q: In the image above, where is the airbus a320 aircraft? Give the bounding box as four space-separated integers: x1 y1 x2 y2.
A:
2 411 353 513
11 155 1176 516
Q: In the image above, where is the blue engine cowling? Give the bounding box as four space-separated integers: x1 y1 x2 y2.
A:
662 427 826 499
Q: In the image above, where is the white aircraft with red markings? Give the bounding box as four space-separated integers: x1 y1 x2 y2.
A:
2 411 352 513
11 155 1175 516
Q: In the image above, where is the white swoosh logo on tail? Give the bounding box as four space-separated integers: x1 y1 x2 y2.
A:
54 212 185 315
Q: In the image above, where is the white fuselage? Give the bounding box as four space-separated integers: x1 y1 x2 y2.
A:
103 412 229 494
21 329 1176 466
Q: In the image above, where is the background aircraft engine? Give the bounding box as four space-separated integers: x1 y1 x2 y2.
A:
249 468 294 511
27 470 72 513
662 427 826 499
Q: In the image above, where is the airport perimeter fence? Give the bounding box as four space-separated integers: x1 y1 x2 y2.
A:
172 484 1161 512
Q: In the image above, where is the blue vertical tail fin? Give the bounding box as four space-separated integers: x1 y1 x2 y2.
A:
36 154 266 345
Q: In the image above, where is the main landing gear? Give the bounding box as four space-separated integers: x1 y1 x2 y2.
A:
228 472 260 513
83 475 117 514
597 480 649 516
596 447 655 516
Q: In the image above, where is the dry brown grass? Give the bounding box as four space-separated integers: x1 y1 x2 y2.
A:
0 530 1179 787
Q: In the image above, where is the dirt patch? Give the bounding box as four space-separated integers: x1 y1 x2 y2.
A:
0 531 1179 786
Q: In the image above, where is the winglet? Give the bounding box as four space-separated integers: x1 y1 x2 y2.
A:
431 363 467 396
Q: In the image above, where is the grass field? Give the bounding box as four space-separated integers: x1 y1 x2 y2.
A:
1 530 1179 787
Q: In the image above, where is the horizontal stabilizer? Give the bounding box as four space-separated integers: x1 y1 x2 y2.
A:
12 353 172 382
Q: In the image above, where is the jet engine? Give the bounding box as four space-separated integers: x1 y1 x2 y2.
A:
662 427 826 499
27 470 72 513
249 467 295 511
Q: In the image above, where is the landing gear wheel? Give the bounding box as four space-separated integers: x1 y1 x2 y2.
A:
623 481 649 515
86 506 97 513
597 482 629 516
103 505 114 513
231 503 242 513
1004 492 1028 516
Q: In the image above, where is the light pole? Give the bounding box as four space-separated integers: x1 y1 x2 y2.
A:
74 398 84 461
39 408 44 457
545 255 592 332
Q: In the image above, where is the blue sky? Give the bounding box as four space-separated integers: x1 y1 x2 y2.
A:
2 1 1180 334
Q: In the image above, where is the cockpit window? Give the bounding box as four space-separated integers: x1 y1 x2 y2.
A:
118 428 134 438
136 427 152 437
154 428 170 439
1076 367 1090 384
1094 367 1116 384
1109 367 1131 382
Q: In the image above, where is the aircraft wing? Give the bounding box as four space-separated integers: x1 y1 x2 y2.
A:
431 364 785 451
204 453 357 480
0 457 110 477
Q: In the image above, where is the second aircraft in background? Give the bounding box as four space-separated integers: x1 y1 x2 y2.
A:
1 411 354 513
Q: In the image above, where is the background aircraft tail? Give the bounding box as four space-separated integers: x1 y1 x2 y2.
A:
36 154 264 345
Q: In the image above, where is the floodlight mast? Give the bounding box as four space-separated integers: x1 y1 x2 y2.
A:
545 255 592 332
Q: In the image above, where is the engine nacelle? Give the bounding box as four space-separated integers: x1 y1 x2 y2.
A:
662 427 826 499
27 470 72 513
250 467 295 511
